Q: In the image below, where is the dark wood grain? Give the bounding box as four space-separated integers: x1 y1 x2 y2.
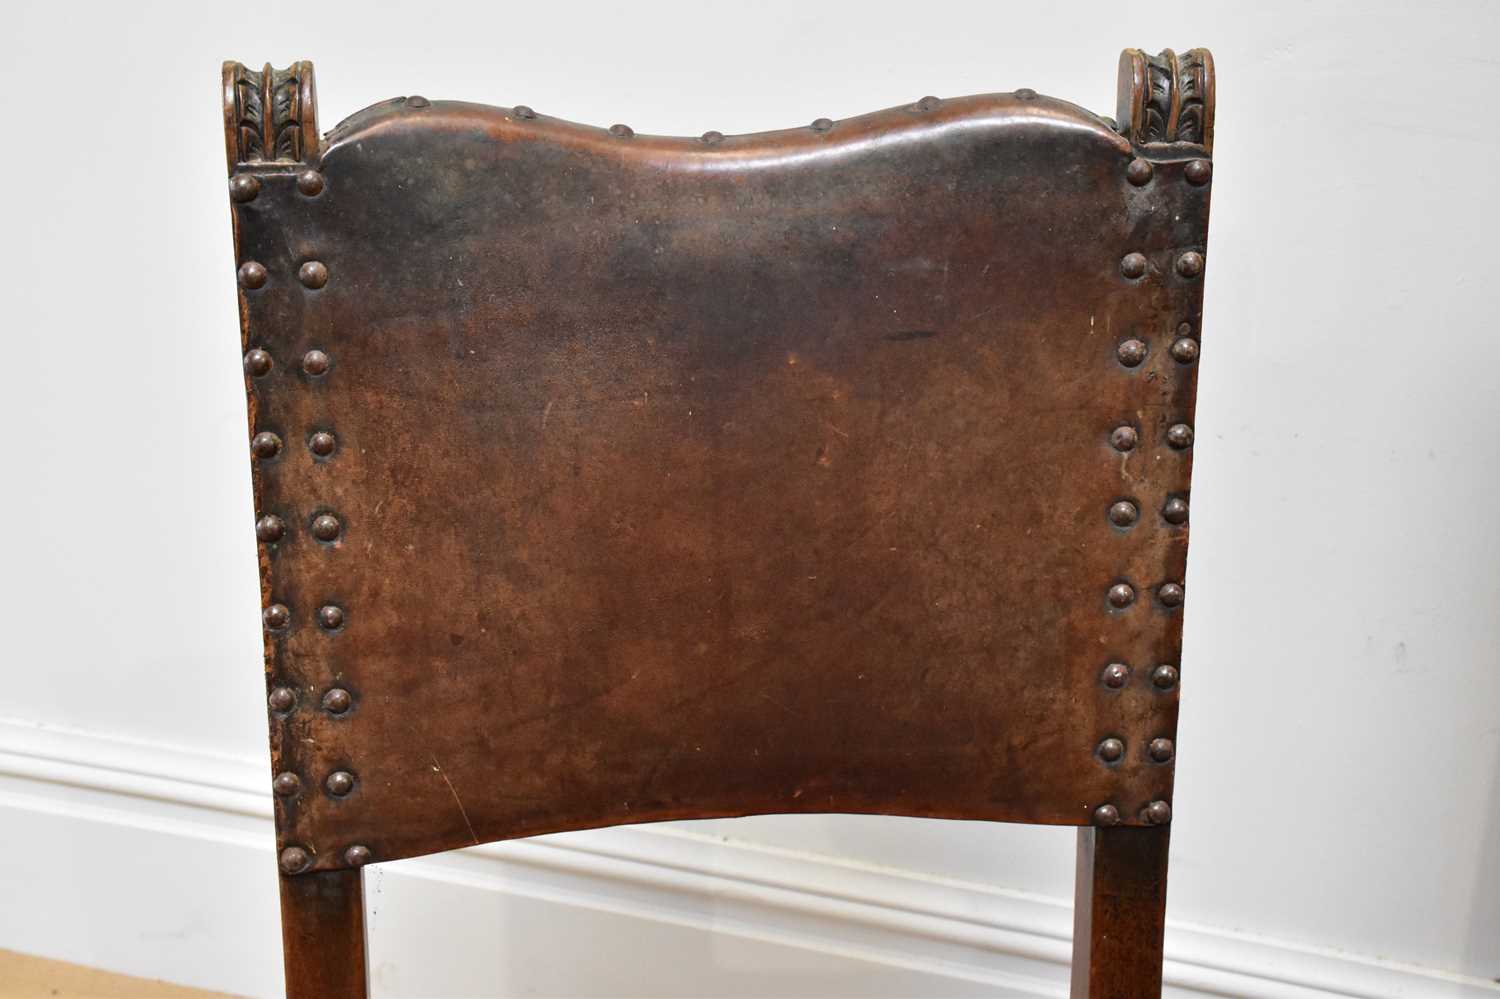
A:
279 868 367 998
1071 825 1171 998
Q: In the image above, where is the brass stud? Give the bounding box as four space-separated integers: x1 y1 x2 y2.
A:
325 770 355 797
311 513 341 543
1110 425 1139 452
1126 158 1153 186
915 96 940 111
298 261 328 289
229 174 261 203
1158 582 1184 607
309 431 337 457
256 515 286 543
344 844 372 868
1149 737 1175 763
1093 804 1120 826
1097 737 1125 763
1170 337 1199 363
1177 322 1193 336
1014 88 1037 100
268 687 295 712
513 105 536 120
1185 159 1212 185
701 130 724 144
1162 497 1189 525
272 772 301 797
317 604 345 631
250 431 282 459
262 603 290 630
1119 253 1147 279
1175 251 1205 278
609 123 634 138
279 845 311 874
1101 663 1130 689
1143 800 1172 825
1108 500 1139 528
1117 339 1147 367
297 170 325 197
302 350 330 377
322 688 352 714
1152 665 1180 690
238 261 267 289
243 348 273 377
811 117 834 132
407 95 431 109
1107 582 1136 609
1166 423 1195 449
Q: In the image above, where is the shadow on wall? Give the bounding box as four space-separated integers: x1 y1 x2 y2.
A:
1469 741 1500 983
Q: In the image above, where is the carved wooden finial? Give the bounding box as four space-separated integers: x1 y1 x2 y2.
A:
221 60 320 173
1116 48 1214 153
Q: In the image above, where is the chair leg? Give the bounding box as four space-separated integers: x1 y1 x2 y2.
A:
280 867 369 999
1070 825 1170 999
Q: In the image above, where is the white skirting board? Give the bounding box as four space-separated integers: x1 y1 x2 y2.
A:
0 717 1491 999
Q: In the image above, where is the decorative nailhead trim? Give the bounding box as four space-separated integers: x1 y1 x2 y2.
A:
279 846 311 874
229 175 261 203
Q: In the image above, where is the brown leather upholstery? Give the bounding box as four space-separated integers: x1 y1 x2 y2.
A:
223 48 1214 998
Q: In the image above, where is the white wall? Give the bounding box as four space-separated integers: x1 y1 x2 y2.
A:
3 1 1498 995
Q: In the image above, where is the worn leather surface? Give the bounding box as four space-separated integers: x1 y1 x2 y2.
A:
232 92 1207 871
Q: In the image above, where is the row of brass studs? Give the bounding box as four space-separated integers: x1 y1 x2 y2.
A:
1108 423 1193 453
245 348 331 378
503 91 1044 148
230 170 326 204
1126 157 1212 189
249 429 338 461
1117 323 1200 368
1090 156 1209 827
1120 249 1204 281
255 510 341 543
1095 736 1175 765
268 685 351 715
1101 663 1179 691
239 260 328 290
1097 658 1178 822
272 768 356 798
1094 800 1172 827
262 602 345 632
279 843 370 875
1107 497 1188 528
1104 580 1184 610
235 170 370 872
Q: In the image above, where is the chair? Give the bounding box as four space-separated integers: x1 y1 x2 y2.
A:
220 47 1215 998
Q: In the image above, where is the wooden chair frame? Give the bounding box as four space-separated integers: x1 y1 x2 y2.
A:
221 47 1214 997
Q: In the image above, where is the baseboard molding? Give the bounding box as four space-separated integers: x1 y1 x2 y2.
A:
0 717 1492 998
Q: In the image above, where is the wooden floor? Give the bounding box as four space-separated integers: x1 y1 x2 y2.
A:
0 949 238 998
